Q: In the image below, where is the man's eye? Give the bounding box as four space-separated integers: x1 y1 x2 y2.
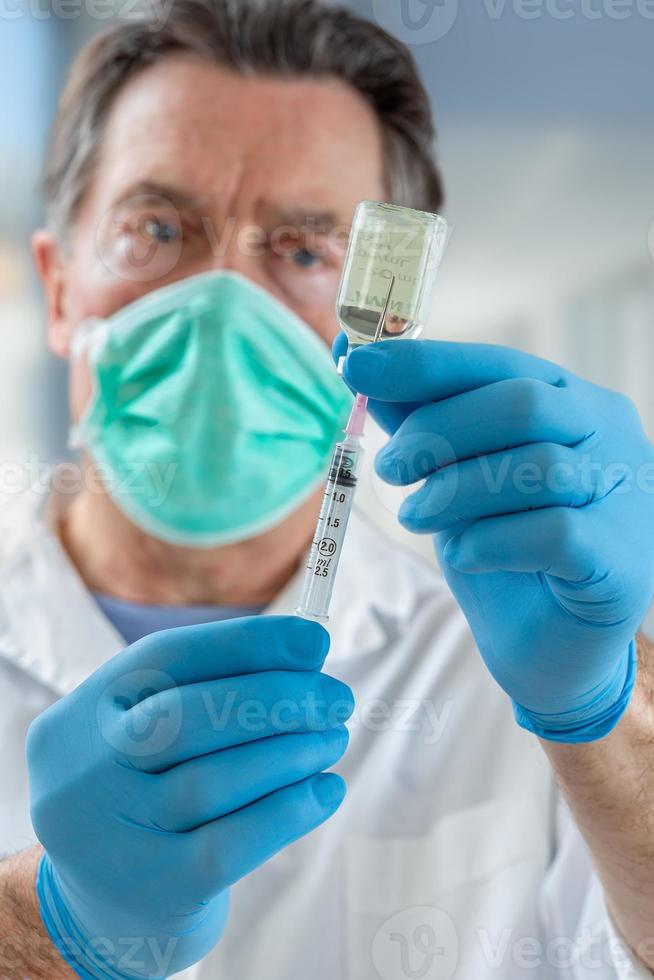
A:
290 247 322 269
139 217 181 244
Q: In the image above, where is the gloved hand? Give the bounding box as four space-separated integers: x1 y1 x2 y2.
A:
337 334 654 743
27 615 353 979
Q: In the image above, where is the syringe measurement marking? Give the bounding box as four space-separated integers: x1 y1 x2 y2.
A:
306 459 356 578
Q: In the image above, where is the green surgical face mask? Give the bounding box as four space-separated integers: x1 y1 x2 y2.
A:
71 270 353 546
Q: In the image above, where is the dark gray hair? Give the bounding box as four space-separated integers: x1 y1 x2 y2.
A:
43 0 444 237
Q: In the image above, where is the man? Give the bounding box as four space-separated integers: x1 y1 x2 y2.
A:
1 1 654 977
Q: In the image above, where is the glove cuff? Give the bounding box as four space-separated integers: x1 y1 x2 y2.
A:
512 638 637 744
36 853 151 980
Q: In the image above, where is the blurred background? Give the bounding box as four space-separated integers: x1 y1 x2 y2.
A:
0 0 653 569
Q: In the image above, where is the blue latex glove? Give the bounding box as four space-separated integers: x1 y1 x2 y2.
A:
27 615 353 979
336 334 654 743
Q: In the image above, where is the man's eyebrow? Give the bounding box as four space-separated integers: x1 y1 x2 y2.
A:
258 203 343 232
111 180 212 211
111 186 345 230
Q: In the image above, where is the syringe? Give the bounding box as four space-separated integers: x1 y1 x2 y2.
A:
296 393 368 623
296 274 398 623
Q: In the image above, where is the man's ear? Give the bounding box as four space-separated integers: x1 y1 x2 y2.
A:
31 228 73 359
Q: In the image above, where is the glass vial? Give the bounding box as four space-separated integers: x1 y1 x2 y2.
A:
336 201 448 347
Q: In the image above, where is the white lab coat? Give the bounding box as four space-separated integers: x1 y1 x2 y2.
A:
0 480 649 980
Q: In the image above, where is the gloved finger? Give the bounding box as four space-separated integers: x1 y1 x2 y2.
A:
343 339 567 405
151 727 349 832
331 331 421 434
192 772 346 898
439 505 604 582
375 378 592 486
398 441 610 534
331 331 349 364
105 616 329 701
117 670 355 771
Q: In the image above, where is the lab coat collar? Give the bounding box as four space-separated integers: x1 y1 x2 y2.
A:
0 479 125 696
0 474 422 698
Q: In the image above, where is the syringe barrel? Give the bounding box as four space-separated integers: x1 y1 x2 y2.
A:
296 437 363 623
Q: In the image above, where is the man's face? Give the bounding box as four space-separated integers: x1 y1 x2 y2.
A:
39 55 386 413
